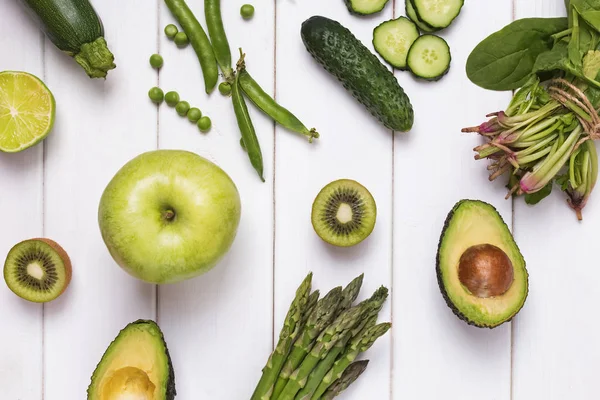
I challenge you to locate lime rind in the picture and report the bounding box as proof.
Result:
[0,71,56,153]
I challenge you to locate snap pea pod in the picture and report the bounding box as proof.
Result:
[205,0,234,81]
[232,57,264,181]
[164,0,219,93]
[238,69,320,142]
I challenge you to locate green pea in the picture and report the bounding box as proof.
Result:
[165,91,180,107]
[218,82,232,96]
[165,24,179,39]
[174,32,189,47]
[187,108,202,122]
[241,4,255,19]
[148,87,164,104]
[149,54,164,69]
[175,101,190,116]
[197,116,212,132]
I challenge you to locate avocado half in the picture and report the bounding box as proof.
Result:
[436,200,529,328]
[87,320,176,399]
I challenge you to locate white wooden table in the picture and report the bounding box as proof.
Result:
[1,0,597,399]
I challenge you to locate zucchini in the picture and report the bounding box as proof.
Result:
[301,16,414,132]
[373,17,420,70]
[407,35,451,81]
[21,0,115,78]
[344,0,390,15]
[413,0,464,29]
[406,0,437,33]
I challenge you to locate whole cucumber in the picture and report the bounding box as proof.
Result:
[301,16,414,132]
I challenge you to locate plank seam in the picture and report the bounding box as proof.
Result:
[390,2,396,399]
[510,2,516,400]
[271,0,278,351]
[155,0,161,325]
[41,29,47,400]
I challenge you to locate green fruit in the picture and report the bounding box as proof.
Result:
[98,150,241,284]
[87,320,176,400]
[0,71,55,153]
[311,179,377,247]
[437,200,529,328]
[3,238,72,303]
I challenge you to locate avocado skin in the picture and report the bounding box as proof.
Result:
[436,200,529,329]
[87,319,176,399]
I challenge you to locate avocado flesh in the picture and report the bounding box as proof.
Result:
[87,320,176,400]
[437,200,528,328]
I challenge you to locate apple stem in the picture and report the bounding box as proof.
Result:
[163,210,176,222]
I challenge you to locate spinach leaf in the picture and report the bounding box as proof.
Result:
[571,0,600,31]
[466,18,569,91]
[525,181,553,205]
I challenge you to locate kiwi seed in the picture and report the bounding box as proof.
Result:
[3,238,72,303]
[311,179,377,247]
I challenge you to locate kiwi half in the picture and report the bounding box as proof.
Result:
[3,238,72,303]
[311,179,377,247]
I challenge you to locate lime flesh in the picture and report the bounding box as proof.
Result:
[0,71,55,153]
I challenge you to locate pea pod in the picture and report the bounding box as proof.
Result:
[205,0,233,81]
[232,56,264,181]
[164,0,219,93]
[238,69,320,142]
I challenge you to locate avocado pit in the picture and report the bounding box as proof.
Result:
[101,366,155,400]
[458,244,514,298]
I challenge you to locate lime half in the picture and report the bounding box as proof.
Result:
[0,71,55,153]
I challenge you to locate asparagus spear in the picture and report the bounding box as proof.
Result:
[276,305,364,400]
[321,360,370,400]
[278,287,388,400]
[313,323,392,398]
[339,274,364,311]
[251,273,313,400]
[273,287,344,398]
[296,287,388,400]
[295,316,377,400]
[304,291,321,321]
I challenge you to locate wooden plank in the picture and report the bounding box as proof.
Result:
[512,1,598,399]
[393,1,514,399]
[157,1,275,398]
[0,2,44,399]
[42,1,158,398]
[275,2,394,398]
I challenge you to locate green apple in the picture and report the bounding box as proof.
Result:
[98,150,241,284]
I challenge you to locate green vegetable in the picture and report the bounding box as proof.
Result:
[165,24,179,39]
[272,287,344,398]
[301,16,414,132]
[241,4,255,19]
[373,17,420,69]
[174,31,189,47]
[321,360,369,400]
[406,0,437,33]
[344,0,389,15]
[240,137,247,151]
[21,0,116,78]
[205,0,233,80]
[165,0,219,93]
[187,107,202,122]
[219,82,232,96]
[232,57,264,182]
[250,273,313,400]
[412,0,464,29]
[407,35,452,81]
[238,69,320,142]
[466,18,569,91]
[150,54,164,69]
[339,274,364,311]
[165,91,180,107]
[315,323,391,397]
[197,116,212,132]
[175,101,190,116]
[148,87,164,104]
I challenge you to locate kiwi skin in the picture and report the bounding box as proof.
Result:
[4,238,72,303]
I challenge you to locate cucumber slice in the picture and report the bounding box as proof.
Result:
[406,0,437,33]
[413,0,464,29]
[373,17,420,69]
[345,0,390,15]
[407,35,451,81]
